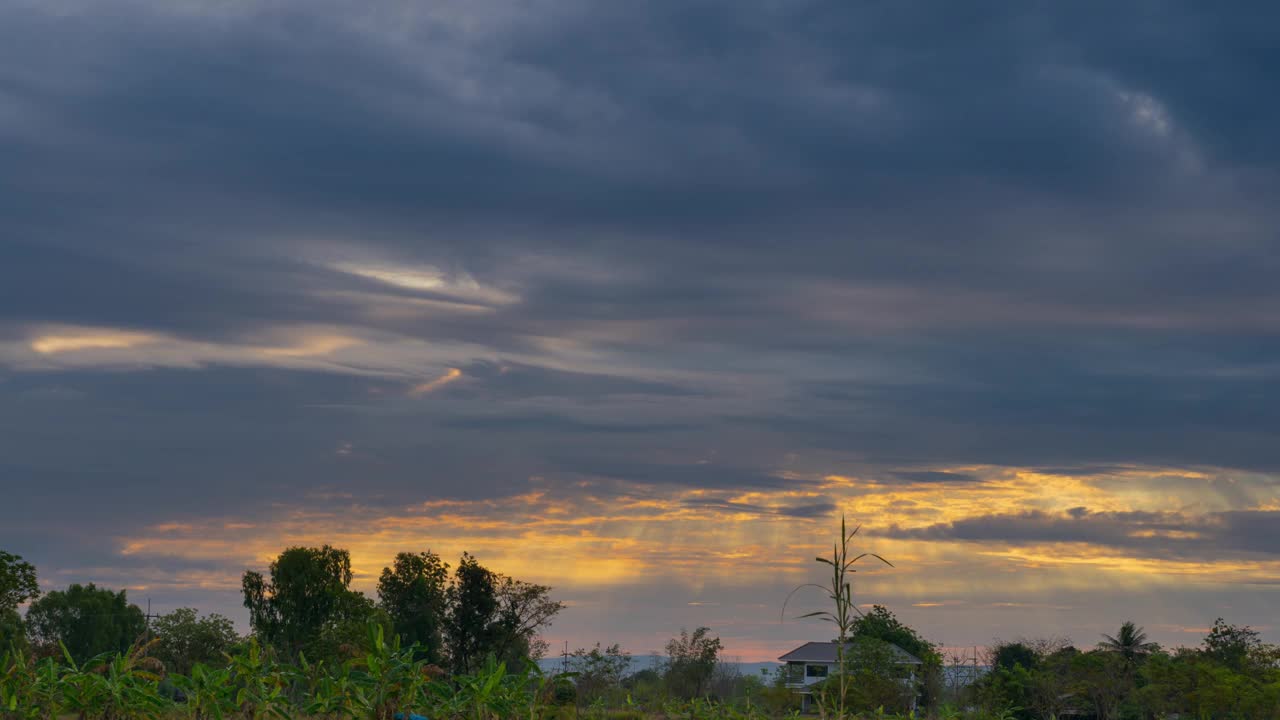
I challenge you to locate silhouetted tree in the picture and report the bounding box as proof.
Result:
[378,550,450,664]
[1098,620,1158,672]
[242,545,371,658]
[445,553,498,675]
[0,608,26,652]
[569,643,631,704]
[25,583,145,662]
[491,575,563,665]
[664,626,722,698]
[991,641,1040,672]
[1202,617,1263,672]
[149,607,239,676]
[0,551,39,611]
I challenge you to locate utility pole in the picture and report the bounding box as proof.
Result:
[142,598,162,642]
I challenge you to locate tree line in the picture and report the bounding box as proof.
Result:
[960,619,1280,720]
[0,546,563,678]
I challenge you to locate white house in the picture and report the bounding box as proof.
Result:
[778,640,923,713]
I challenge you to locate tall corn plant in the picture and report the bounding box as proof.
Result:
[784,516,892,720]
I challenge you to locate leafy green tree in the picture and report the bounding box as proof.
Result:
[850,604,942,709]
[1098,620,1159,670]
[149,607,239,676]
[850,605,934,660]
[977,641,1041,720]
[568,643,631,704]
[445,553,498,675]
[830,636,915,714]
[441,553,563,674]
[242,544,369,658]
[0,608,26,652]
[377,551,450,664]
[1070,650,1131,720]
[24,583,145,662]
[663,626,722,698]
[313,589,393,661]
[490,575,563,666]
[0,553,38,614]
[991,641,1040,673]
[1136,646,1275,719]
[1203,617,1263,672]
[1028,646,1079,720]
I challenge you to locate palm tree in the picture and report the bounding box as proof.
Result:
[1098,621,1159,666]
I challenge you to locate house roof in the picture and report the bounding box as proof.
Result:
[778,640,923,665]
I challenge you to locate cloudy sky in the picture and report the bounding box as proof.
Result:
[2,0,1278,660]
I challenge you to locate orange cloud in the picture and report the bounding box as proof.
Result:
[30,327,158,354]
[110,465,1280,627]
[409,368,463,396]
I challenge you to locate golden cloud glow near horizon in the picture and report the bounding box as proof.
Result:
[112,465,1280,602]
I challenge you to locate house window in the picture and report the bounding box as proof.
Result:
[806,664,828,678]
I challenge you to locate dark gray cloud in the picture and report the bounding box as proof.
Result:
[886,471,981,485]
[2,0,1280,648]
[447,360,694,401]
[681,497,836,519]
[878,508,1280,560]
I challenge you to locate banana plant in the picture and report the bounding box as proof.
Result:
[348,624,426,720]
[87,646,169,720]
[0,648,60,720]
[55,647,111,720]
[173,663,239,720]
[449,657,526,720]
[226,640,292,720]
[512,662,567,720]
[297,655,359,720]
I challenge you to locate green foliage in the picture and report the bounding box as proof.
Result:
[990,642,1039,674]
[149,607,239,677]
[225,637,292,719]
[818,637,915,715]
[0,611,25,655]
[849,605,941,710]
[664,627,723,699]
[0,553,39,613]
[1097,620,1159,672]
[569,643,631,704]
[490,575,564,666]
[242,545,376,662]
[1203,616,1263,672]
[25,583,146,663]
[0,647,60,720]
[0,622,1276,720]
[171,662,239,720]
[377,551,450,665]
[850,606,936,664]
[445,554,498,676]
[972,625,1280,720]
[443,555,563,675]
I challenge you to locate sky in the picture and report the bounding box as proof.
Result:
[2,0,1279,662]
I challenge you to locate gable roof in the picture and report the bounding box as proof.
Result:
[778,640,923,665]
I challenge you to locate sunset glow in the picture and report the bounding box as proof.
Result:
[2,0,1278,666]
